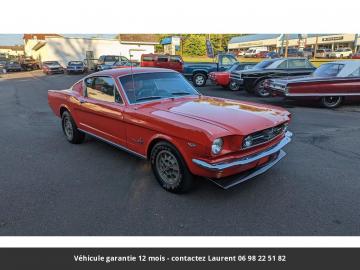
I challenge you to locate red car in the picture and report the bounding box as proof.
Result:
[255,51,269,58]
[267,61,360,108]
[42,61,64,75]
[48,68,292,192]
[140,54,183,73]
[209,62,256,91]
[352,52,360,59]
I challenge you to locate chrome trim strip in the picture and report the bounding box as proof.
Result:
[192,131,292,171]
[285,93,360,97]
[78,129,147,159]
[208,150,286,189]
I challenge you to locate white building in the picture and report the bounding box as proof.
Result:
[0,45,24,58]
[24,34,159,66]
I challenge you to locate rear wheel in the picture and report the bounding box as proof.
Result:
[254,79,270,97]
[320,96,343,108]
[61,111,85,144]
[228,81,240,91]
[150,141,193,193]
[192,73,207,87]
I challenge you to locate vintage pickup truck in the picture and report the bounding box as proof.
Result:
[183,53,239,87]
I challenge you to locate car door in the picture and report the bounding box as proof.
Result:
[76,76,127,146]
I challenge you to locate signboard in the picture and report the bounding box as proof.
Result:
[206,39,214,58]
[322,36,344,42]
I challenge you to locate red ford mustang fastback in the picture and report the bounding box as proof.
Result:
[48,68,292,193]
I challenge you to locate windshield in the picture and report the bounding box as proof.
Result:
[119,72,199,104]
[43,61,59,65]
[69,61,83,65]
[313,63,344,77]
[226,63,239,72]
[335,48,345,52]
[253,59,277,69]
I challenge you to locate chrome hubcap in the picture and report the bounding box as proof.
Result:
[256,81,269,96]
[230,82,238,90]
[156,150,180,185]
[195,76,205,85]
[64,117,73,139]
[324,96,340,105]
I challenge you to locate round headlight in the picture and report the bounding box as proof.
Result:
[243,136,253,148]
[211,138,223,155]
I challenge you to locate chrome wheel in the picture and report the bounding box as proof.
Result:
[156,150,180,185]
[229,81,240,91]
[255,80,270,97]
[321,96,343,108]
[63,116,73,140]
[194,74,205,86]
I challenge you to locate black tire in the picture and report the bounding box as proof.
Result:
[320,96,343,108]
[150,141,193,193]
[192,73,207,87]
[254,79,270,97]
[228,80,240,91]
[61,111,85,144]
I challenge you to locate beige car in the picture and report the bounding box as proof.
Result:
[315,48,332,58]
[329,48,353,58]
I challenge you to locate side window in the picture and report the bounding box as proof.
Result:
[157,56,168,62]
[142,56,154,62]
[170,56,181,63]
[288,59,306,69]
[72,81,84,95]
[349,67,360,77]
[277,60,288,69]
[86,76,115,102]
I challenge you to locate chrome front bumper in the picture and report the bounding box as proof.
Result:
[192,131,293,171]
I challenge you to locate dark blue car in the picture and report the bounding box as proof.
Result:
[66,61,86,74]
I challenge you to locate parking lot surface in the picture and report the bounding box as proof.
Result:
[0,70,359,236]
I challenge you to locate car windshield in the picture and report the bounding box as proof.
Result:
[44,61,59,65]
[119,72,199,104]
[69,61,83,65]
[253,59,277,69]
[313,63,344,77]
[335,48,345,52]
[226,63,239,72]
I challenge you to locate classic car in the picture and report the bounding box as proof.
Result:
[266,61,360,108]
[329,48,353,58]
[209,62,256,91]
[42,61,64,74]
[5,61,22,72]
[230,58,316,97]
[0,60,7,71]
[112,60,139,69]
[96,55,129,71]
[183,53,239,87]
[66,61,87,74]
[20,57,40,70]
[48,68,292,193]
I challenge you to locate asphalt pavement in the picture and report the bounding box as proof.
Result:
[0,70,359,235]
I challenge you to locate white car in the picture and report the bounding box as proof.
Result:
[329,48,353,58]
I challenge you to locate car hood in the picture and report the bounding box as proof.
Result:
[148,96,290,137]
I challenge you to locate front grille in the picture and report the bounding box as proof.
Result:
[230,71,241,80]
[247,123,287,147]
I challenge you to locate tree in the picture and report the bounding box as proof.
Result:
[182,35,206,56]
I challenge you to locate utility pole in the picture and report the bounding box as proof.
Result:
[284,34,289,57]
[314,35,319,60]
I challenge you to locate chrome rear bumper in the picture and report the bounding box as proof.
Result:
[192,131,292,171]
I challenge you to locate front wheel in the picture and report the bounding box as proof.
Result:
[228,81,240,91]
[150,142,193,193]
[192,73,207,87]
[254,79,270,97]
[61,111,85,144]
[320,96,343,108]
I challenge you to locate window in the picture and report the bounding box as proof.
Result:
[119,72,198,104]
[277,60,288,69]
[349,67,360,77]
[221,55,237,65]
[170,56,182,63]
[72,81,83,94]
[157,56,168,62]
[288,59,306,69]
[313,63,344,77]
[85,76,117,103]
[142,56,154,62]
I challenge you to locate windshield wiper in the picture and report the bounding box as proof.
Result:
[171,92,192,96]
[135,96,163,101]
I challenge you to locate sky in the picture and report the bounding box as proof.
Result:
[0,34,117,46]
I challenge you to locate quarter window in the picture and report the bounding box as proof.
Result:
[85,76,117,103]
[157,57,168,62]
[288,59,306,69]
